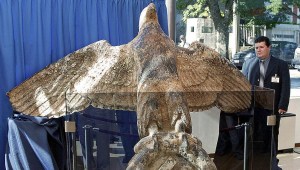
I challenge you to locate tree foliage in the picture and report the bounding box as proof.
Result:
[177,0,209,21]
[175,0,299,58]
[268,0,300,19]
[177,0,300,28]
[176,0,198,10]
[177,0,234,33]
[237,0,300,28]
[237,0,285,28]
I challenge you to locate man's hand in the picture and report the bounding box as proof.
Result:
[278,109,286,115]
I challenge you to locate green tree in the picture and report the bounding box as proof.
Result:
[177,0,300,58]
[268,0,300,20]
[177,0,235,59]
[238,0,300,28]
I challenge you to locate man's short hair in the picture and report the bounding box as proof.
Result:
[255,36,271,47]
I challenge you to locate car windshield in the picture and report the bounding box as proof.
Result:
[244,52,255,60]
[270,41,297,59]
[271,41,297,51]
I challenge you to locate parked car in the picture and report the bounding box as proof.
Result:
[232,41,297,69]
[292,46,300,71]
[270,41,297,67]
[231,49,255,69]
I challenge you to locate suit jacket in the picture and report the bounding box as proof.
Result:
[242,56,290,113]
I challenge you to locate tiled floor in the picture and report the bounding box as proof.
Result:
[113,152,300,170]
[75,140,300,170]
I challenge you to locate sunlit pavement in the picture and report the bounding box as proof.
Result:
[290,69,300,98]
[290,69,300,78]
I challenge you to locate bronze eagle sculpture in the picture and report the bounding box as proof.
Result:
[8,3,251,169]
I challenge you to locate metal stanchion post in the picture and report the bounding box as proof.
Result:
[83,125,93,170]
[65,120,77,170]
[243,122,250,170]
[72,132,77,170]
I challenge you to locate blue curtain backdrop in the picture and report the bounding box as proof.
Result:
[0,0,168,169]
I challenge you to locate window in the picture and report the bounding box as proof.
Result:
[191,26,194,32]
[202,26,213,33]
[273,34,294,39]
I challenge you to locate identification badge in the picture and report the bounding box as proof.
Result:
[271,74,279,83]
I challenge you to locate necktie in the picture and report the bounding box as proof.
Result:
[259,60,265,87]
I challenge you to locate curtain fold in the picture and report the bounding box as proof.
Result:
[5,115,66,170]
[0,0,168,169]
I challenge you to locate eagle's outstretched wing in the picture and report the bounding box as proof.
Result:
[8,2,251,119]
[7,40,137,118]
[177,42,252,113]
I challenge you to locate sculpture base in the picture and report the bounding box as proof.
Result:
[127,132,216,170]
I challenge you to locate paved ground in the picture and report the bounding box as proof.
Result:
[279,70,300,170]
[290,69,300,98]
[290,69,300,87]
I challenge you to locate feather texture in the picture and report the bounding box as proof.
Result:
[8,3,251,122]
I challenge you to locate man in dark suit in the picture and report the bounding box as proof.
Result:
[242,36,290,164]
